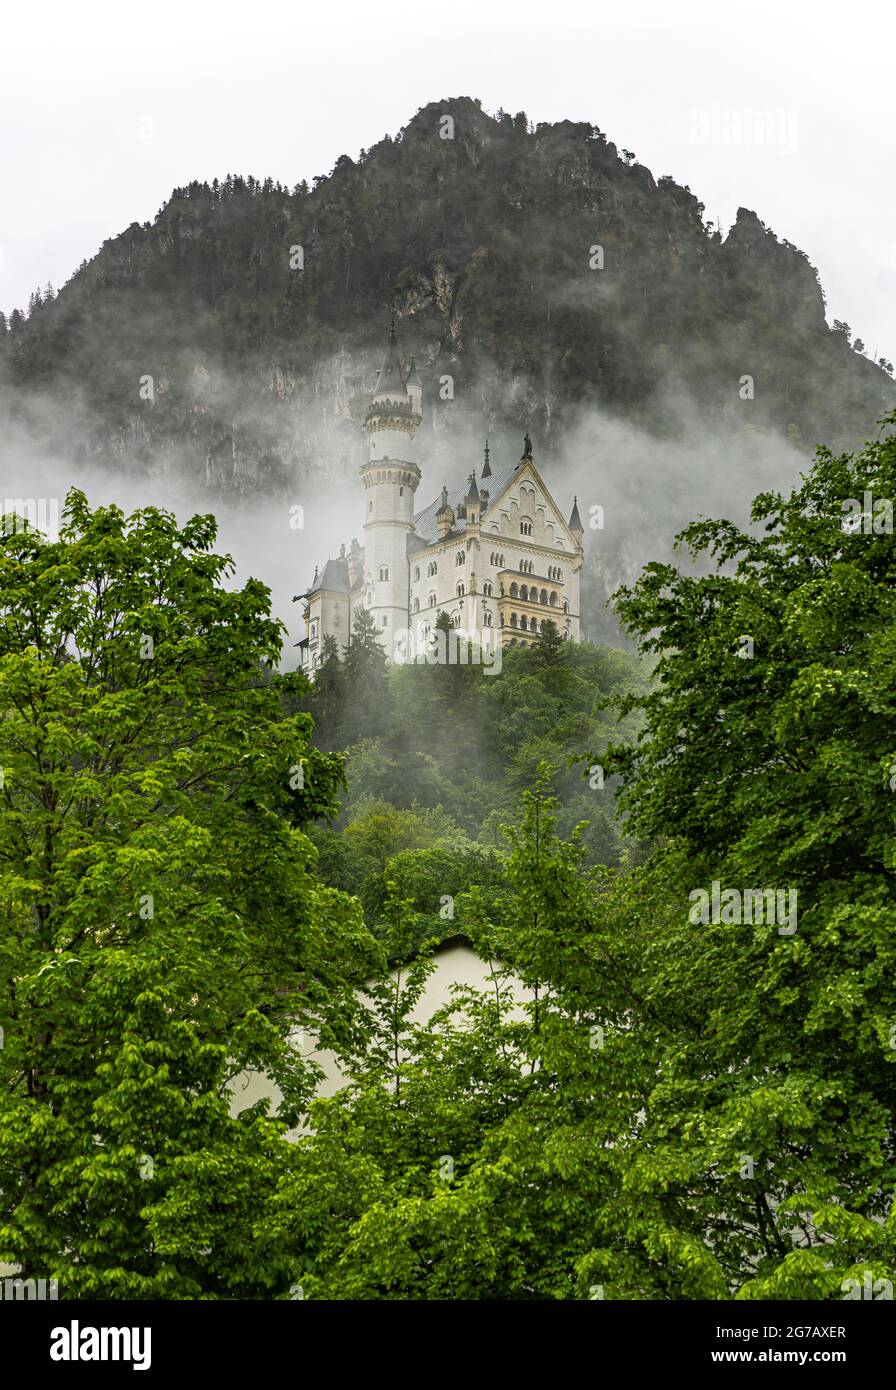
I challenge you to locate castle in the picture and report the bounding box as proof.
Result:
[296,323,584,674]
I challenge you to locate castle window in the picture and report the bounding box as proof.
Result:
[456,582,465,598]
[413,566,420,581]
[428,561,438,577]
[550,591,558,607]
[483,581,492,597]
[520,519,533,536]
[540,588,547,604]
[452,613,461,627]
[520,585,528,602]
[484,612,492,626]
[510,613,518,628]
[381,615,388,627]
[310,621,318,639]
[510,582,518,598]
[456,550,465,566]
[428,591,437,608]
[378,566,389,582]
[413,597,420,612]
[399,486,404,496]
[563,598,569,614]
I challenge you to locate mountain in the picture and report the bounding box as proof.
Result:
[2,96,893,639]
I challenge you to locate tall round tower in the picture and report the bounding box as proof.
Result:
[361,321,423,650]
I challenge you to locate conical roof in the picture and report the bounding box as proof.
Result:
[405,355,422,386]
[372,321,407,400]
[568,496,583,532]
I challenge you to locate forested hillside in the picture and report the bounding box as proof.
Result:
[2,95,892,488]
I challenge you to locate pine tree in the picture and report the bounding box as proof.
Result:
[311,633,345,747]
[342,607,390,738]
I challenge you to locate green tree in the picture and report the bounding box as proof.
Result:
[310,632,345,747]
[342,606,391,738]
[0,491,377,1298]
[606,413,896,1297]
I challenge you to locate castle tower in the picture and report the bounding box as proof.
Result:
[361,321,423,649]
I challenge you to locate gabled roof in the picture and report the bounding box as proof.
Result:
[412,461,523,544]
[310,557,350,593]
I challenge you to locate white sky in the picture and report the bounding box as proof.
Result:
[2,0,894,359]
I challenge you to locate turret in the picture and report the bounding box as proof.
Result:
[568,496,584,548]
[479,440,491,511]
[436,484,454,540]
[347,537,362,588]
[405,356,423,418]
[365,318,422,466]
[465,473,481,528]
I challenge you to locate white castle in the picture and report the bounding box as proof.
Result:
[296,323,584,674]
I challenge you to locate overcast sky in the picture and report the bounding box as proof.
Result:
[2,0,893,359]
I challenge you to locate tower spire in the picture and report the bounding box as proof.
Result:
[482,438,491,478]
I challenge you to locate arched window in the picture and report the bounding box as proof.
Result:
[456,582,465,597]
[378,566,389,582]
[540,588,548,605]
[550,592,558,606]
[520,585,528,602]
[510,582,519,598]
[484,611,492,626]
[563,598,569,614]
[412,597,420,613]
[510,613,518,628]
[456,550,465,566]
[428,591,437,608]
[413,566,420,581]
[428,561,438,577]
[452,613,461,628]
[520,519,533,536]
[483,581,492,597]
